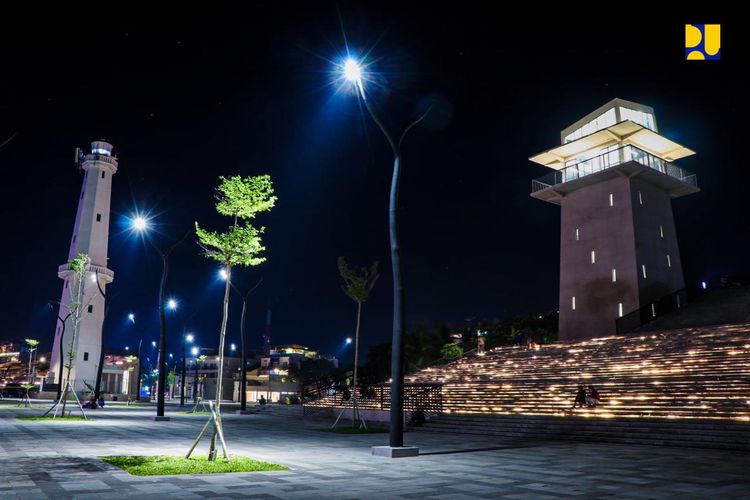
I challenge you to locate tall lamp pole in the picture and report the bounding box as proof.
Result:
[339,57,429,454]
[131,215,187,421]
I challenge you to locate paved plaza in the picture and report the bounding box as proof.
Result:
[1,402,750,499]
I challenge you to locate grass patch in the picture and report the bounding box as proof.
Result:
[17,415,88,421]
[101,455,288,476]
[0,405,46,410]
[316,426,389,434]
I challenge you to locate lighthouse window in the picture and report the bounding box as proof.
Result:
[88,304,93,313]
[83,352,89,361]
[96,213,101,222]
[101,171,105,179]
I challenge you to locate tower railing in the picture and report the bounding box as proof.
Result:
[531,145,697,193]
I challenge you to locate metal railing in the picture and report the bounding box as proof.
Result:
[615,288,688,335]
[302,382,443,422]
[531,145,697,193]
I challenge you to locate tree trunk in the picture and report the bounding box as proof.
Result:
[210,264,232,460]
[352,301,362,425]
[93,305,109,400]
[388,154,405,448]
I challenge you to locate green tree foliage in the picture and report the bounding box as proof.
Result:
[337,257,379,304]
[440,343,464,360]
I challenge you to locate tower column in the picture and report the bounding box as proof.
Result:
[49,141,117,391]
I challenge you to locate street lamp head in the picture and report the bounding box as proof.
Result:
[346,337,353,345]
[219,268,228,281]
[191,346,199,356]
[169,353,173,358]
[167,298,177,310]
[230,343,236,351]
[125,346,129,351]
[186,334,194,343]
[132,216,148,231]
[127,313,135,323]
[343,58,362,83]
[151,341,157,348]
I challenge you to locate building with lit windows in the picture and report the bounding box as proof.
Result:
[530,99,699,340]
[240,344,339,403]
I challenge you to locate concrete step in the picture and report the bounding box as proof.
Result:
[420,414,750,451]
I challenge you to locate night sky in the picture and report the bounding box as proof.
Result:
[1,5,747,358]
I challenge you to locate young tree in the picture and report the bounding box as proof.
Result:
[192,175,276,461]
[337,257,379,400]
[61,253,89,417]
[24,338,40,384]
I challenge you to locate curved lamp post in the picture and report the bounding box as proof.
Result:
[131,215,187,420]
[338,57,429,453]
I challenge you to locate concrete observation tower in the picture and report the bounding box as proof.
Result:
[49,141,117,391]
[529,99,699,341]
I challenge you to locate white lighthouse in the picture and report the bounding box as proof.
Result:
[49,140,117,391]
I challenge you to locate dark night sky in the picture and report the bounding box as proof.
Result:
[1,4,747,358]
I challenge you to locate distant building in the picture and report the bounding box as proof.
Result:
[530,98,698,340]
[179,354,241,402]
[240,344,338,403]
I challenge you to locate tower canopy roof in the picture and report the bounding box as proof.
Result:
[529,120,695,171]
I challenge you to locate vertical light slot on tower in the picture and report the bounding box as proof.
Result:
[638,191,643,205]
[612,268,617,282]
[609,193,614,206]
[618,303,623,317]
[642,265,647,278]
[591,250,596,264]
[572,296,576,310]
[659,224,664,238]
[667,254,672,267]
[575,228,579,241]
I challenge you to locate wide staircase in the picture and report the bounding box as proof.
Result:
[407,323,750,450]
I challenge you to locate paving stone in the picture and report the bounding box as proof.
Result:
[1,404,750,498]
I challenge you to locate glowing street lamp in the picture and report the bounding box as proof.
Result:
[336,53,430,454]
[191,346,199,356]
[132,216,148,231]
[186,333,195,343]
[219,268,228,281]
[167,298,178,310]
[128,313,135,323]
[346,337,353,345]
[130,213,188,420]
